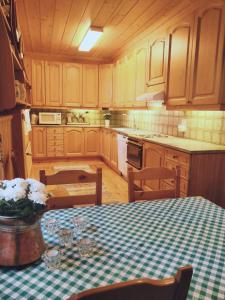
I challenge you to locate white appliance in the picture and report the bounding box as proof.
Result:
[117,134,128,177]
[39,112,62,125]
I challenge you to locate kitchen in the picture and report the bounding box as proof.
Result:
[0,0,225,299]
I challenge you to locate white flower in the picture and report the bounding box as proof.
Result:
[28,191,47,205]
[26,179,46,193]
[0,186,26,201]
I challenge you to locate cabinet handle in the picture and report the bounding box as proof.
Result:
[26,153,32,156]
[173,155,178,159]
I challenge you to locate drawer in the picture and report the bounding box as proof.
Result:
[165,149,190,165]
[47,133,64,141]
[48,140,64,146]
[47,128,63,135]
[164,159,189,179]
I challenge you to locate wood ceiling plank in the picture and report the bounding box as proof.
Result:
[93,0,155,57]
[107,0,181,55]
[58,0,89,53]
[92,0,122,27]
[50,0,73,53]
[16,0,33,52]
[114,0,202,58]
[22,0,41,52]
[40,0,56,53]
[69,0,106,53]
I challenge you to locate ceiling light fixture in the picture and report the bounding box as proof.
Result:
[78,26,103,52]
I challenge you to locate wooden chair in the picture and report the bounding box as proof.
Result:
[128,166,180,203]
[68,265,193,300]
[40,168,102,209]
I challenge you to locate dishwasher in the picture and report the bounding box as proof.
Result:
[117,134,128,177]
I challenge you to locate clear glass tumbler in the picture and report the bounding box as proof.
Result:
[42,248,61,269]
[58,228,73,247]
[77,238,95,258]
[72,215,89,236]
[44,218,59,234]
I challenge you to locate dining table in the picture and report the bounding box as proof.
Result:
[0,196,225,300]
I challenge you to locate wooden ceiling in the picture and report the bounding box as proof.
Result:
[16,0,196,62]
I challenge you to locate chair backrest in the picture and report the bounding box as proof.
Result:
[40,168,102,209]
[68,265,193,300]
[128,166,180,202]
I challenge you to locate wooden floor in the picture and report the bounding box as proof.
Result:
[31,159,128,204]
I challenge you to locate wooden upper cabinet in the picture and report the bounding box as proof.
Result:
[147,37,167,86]
[99,64,113,108]
[62,63,82,107]
[166,16,194,106]
[82,64,98,108]
[84,128,99,155]
[190,3,225,106]
[125,54,136,108]
[45,61,62,107]
[31,60,45,106]
[135,44,148,106]
[32,127,46,157]
[113,61,124,108]
[64,128,84,156]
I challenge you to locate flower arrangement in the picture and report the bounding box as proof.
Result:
[0,178,48,218]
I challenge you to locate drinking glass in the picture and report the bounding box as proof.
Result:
[42,248,61,269]
[44,218,59,234]
[77,238,95,258]
[72,215,89,235]
[58,228,73,247]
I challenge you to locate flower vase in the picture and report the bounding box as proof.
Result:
[104,119,110,127]
[0,214,45,267]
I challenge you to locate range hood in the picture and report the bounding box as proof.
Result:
[136,91,165,109]
[136,91,165,102]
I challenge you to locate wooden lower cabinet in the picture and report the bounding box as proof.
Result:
[143,141,225,207]
[102,128,111,162]
[142,143,164,190]
[110,131,118,171]
[32,127,100,158]
[32,127,47,158]
[64,128,84,157]
[84,128,99,155]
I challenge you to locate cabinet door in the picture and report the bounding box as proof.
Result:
[110,131,118,170]
[64,128,84,156]
[112,62,121,108]
[190,3,225,105]
[62,63,82,107]
[83,64,98,107]
[147,37,167,86]
[31,60,45,106]
[125,54,136,108]
[84,128,99,155]
[113,59,126,107]
[142,142,164,190]
[166,16,194,106]
[45,61,62,106]
[32,127,46,157]
[99,64,113,108]
[102,129,110,162]
[135,45,148,107]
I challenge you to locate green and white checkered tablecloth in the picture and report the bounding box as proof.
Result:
[0,197,225,300]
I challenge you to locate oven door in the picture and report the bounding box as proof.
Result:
[127,140,142,170]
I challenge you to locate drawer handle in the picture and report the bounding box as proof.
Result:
[173,155,178,159]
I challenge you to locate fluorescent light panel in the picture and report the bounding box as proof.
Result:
[79,27,103,52]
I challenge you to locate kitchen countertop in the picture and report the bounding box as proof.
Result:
[111,127,225,154]
[32,124,225,153]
